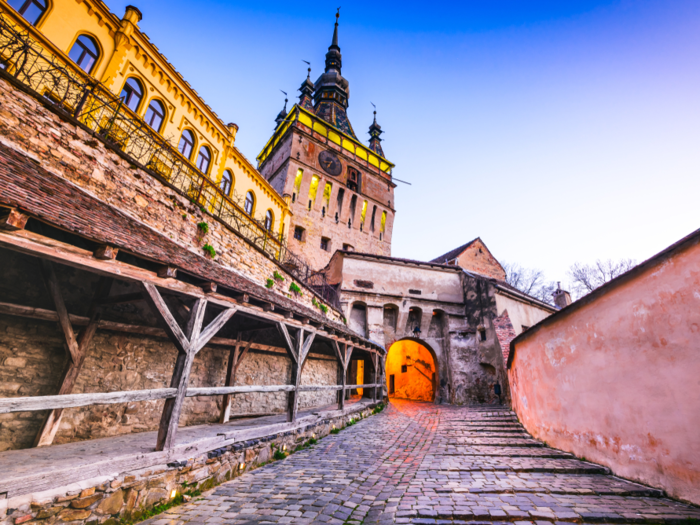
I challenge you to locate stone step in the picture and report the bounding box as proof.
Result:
[443,439,544,447]
[423,457,610,474]
[429,446,572,457]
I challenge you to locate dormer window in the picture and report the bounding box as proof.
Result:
[347,167,360,192]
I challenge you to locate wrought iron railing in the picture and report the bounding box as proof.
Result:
[0,12,340,308]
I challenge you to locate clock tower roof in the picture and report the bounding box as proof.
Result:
[313,10,356,138]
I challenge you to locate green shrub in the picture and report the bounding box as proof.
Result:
[307,437,317,445]
[273,271,285,281]
[265,278,274,289]
[330,428,340,434]
[289,282,302,295]
[319,304,328,314]
[273,450,287,460]
[203,244,216,258]
[197,221,209,234]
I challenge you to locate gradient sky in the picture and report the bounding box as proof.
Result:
[109,0,700,285]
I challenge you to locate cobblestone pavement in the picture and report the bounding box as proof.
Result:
[147,401,700,524]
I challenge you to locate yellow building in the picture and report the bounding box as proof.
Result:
[0,0,290,243]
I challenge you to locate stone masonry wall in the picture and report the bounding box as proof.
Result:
[0,404,379,525]
[0,314,338,451]
[0,75,341,321]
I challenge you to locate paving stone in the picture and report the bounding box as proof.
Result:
[148,401,700,524]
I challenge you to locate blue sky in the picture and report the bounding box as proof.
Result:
[112,0,699,284]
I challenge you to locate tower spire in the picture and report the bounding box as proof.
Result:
[275,90,288,127]
[331,8,340,48]
[298,61,315,112]
[368,102,385,157]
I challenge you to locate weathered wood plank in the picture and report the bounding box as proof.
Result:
[219,334,241,424]
[0,388,177,413]
[141,283,189,354]
[40,260,80,364]
[34,277,113,447]
[99,292,144,305]
[188,385,296,396]
[276,322,297,362]
[193,307,237,353]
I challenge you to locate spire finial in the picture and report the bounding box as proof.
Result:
[371,101,377,124]
[331,7,340,48]
[302,60,311,79]
[280,89,288,111]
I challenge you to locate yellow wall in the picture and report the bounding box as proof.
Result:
[385,340,435,402]
[1,0,289,236]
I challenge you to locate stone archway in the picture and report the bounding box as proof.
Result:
[385,339,438,402]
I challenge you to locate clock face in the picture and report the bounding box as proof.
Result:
[318,150,342,176]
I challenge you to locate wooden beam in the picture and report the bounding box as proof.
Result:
[219,334,242,424]
[34,276,113,447]
[0,209,29,231]
[93,245,118,260]
[157,265,177,279]
[202,282,217,293]
[262,302,275,312]
[40,260,81,364]
[192,306,238,354]
[0,229,374,351]
[0,388,177,414]
[142,283,189,354]
[276,322,297,362]
[234,293,250,304]
[189,385,296,396]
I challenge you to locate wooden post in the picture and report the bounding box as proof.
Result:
[219,335,254,423]
[277,323,315,422]
[142,283,237,450]
[371,352,379,402]
[35,264,113,446]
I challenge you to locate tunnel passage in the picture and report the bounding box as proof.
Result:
[385,339,436,402]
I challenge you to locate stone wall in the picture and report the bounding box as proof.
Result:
[0,403,380,525]
[0,314,338,451]
[508,231,700,505]
[0,74,341,321]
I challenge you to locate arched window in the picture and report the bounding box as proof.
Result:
[220,170,233,196]
[264,210,273,231]
[119,77,143,112]
[68,35,99,74]
[8,0,47,26]
[144,100,165,132]
[196,146,211,173]
[244,191,254,216]
[178,130,195,159]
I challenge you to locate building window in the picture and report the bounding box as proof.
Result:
[265,210,273,231]
[196,146,211,173]
[321,237,330,251]
[68,35,99,74]
[335,188,345,223]
[370,205,377,232]
[178,130,195,159]
[120,77,144,112]
[220,170,233,196]
[143,99,165,132]
[360,200,368,232]
[8,0,47,26]
[293,168,303,203]
[294,226,304,241]
[401,365,408,374]
[244,191,255,215]
[308,175,320,210]
[342,243,354,251]
[347,167,360,192]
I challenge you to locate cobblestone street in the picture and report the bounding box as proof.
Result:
[147,401,700,524]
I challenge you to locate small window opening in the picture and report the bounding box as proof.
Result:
[401,365,408,374]
[294,226,304,241]
[244,191,254,215]
[321,237,330,251]
[370,205,377,232]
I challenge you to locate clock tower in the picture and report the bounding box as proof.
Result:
[257,11,396,272]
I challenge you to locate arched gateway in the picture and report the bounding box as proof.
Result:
[385,339,437,402]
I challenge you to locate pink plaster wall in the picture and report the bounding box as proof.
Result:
[508,237,700,505]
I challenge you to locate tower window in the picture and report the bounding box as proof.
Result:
[370,205,377,232]
[347,167,361,192]
[144,99,165,132]
[178,130,195,159]
[120,77,144,112]
[308,175,320,209]
[321,237,330,251]
[196,146,211,173]
[68,35,99,74]
[8,0,47,26]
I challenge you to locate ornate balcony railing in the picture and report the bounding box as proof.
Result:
[0,12,339,308]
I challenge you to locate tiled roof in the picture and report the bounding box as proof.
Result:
[429,238,479,264]
[0,142,366,340]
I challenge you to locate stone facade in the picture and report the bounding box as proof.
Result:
[260,128,395,271]
[324,251,556,405]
